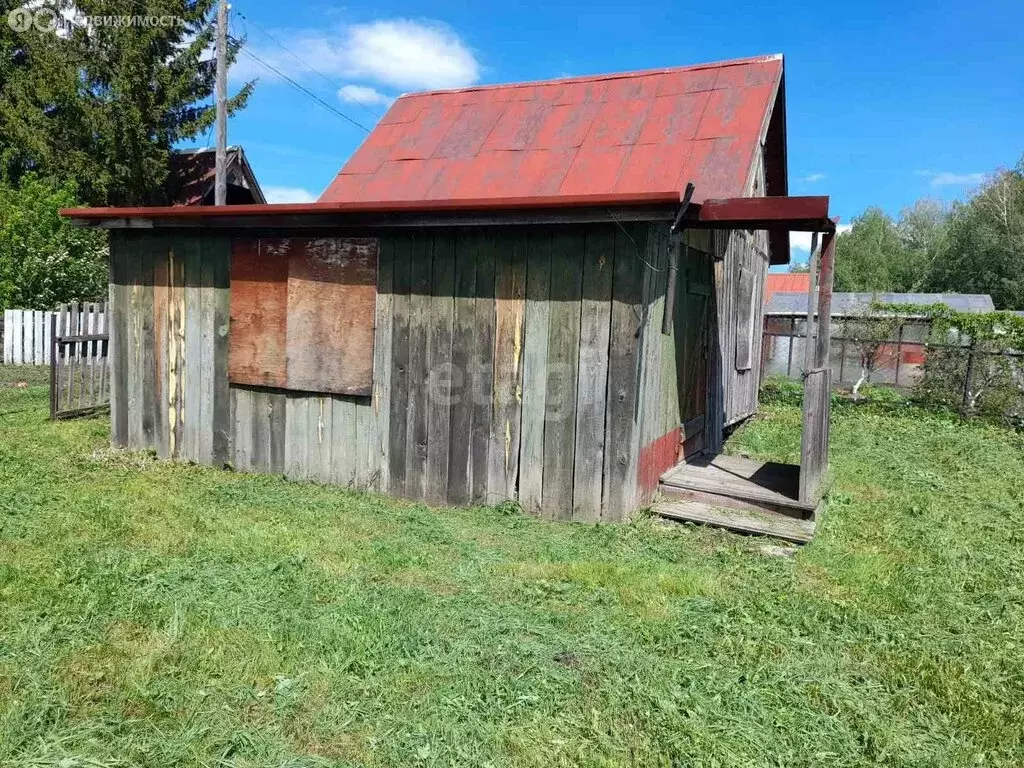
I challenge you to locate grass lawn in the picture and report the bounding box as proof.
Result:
[1,370,1023,767]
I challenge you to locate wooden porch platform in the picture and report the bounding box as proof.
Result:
[654,453,818,543]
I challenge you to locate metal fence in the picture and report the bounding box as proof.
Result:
[762,314,1024,403]
[761,314,932,388]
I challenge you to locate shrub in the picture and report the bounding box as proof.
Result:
[0,174,107,311]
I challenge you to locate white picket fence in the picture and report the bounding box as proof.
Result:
[2,303,108,365]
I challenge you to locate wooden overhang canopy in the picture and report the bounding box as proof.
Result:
[61,193,835,233]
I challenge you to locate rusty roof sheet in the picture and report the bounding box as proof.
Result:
[320,55,783,206]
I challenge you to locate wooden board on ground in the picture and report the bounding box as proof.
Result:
[654,499,815,544]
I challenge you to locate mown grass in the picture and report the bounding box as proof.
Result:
[1,372,1023,767]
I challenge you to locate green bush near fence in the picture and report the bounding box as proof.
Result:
[0,174,107,312]
[879,303,1024,428]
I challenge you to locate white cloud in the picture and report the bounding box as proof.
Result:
[798,173,826,183]
[342,20,480,90]
[916,170,986,188]
[263,186,316,204]
[790,224,852,261]
[338,84,395,107]
[232,18,480,93]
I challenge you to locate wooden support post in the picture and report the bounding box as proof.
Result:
[799,228,836,505]
[802,232,819,377]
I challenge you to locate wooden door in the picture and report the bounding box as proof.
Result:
[674,247,713,457]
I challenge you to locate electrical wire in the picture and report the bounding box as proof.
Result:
[229,39,371,133]
[233,9,385,120]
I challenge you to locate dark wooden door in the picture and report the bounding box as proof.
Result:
[674,248,713,457]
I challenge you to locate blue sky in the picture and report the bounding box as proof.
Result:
[193,0,1024,264]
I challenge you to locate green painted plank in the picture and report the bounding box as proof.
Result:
[426,232,455,504]
[541,229,584,520]
[469,231,495,505]
[518,230,552,514]
[446,231,478,506]
[405,232,433,500]
[602,223,648,521]
[572,226,614,522]
[388,234,412,496]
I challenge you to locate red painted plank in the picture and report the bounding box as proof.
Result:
[228,239,289,388]
[698,196,831,224]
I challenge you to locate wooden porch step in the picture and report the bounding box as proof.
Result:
[654,500,816,544]
[659,452,817,519]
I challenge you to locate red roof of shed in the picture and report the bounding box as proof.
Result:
[320,55,784,207]
[765,272,810,301]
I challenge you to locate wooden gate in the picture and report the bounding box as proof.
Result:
[49,303,110,419]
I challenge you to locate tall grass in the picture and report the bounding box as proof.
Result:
[1,378,1022,767]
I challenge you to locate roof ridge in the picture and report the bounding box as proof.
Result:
[400,53,783,99]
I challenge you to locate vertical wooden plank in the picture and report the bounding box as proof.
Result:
[168,237,187,459]
[210,235,232,466]
[11,309,22,364]
[331,396,356,486]
[447,232,478,506]
[541,229,584,519]
[139,240,157,450]
[388,234,412,496]
[250,388,270,472]
[309,395,332,483]
[267,390,287,475]
[572,226,614,522]
[426,232,455,504]
[182,235,202,461]
[602,224,647,521]
[487,233,527,504]
[124,248,144,449]
[33,310,43,365]
[518,230,552,513]
[109,234,128,447]
[196,235,216,464]
[3,310,11,364]
[233,387,253,472]
[21,310,32,366]
[370,235,395,492]
[354,398,371,489]
[285,392,308,480]
[405,233,432,500]
[469,232,496,505]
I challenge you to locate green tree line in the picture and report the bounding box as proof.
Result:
[0,0,253,310]
[828,157,1024,310]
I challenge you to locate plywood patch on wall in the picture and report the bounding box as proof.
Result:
[228,237,378,396]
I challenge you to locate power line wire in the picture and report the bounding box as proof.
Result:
[230,39,371,133]
[234,9,384,120]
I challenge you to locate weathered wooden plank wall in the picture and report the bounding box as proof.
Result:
[111,222,659,522]
[110,232,231,464]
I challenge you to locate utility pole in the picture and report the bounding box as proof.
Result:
[214,0,228,206]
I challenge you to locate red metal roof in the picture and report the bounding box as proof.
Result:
[320,55,784,206]
[765,272,810,301]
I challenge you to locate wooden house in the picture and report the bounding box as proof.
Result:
[64,55,838,539]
